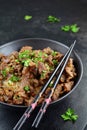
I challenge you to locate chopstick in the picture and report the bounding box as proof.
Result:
[13,40,76,130]
[32,40,76,128]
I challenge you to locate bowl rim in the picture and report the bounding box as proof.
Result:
[0,38,83,108]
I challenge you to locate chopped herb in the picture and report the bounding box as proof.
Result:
[10,75,20,82]
[24,15,32,21]
[15,59,19,63]
[61,25,70,32]
[44,53,48,57]
[53,60,58,66]
[50,66,54,71]
[47,15,60,23]
[33,57,44,64]
[71,24,80,33]
[8,80,13,85]
[49,81,54,87]
[41,70,47,78]
[52,51,58,56]
[31,51,35,57]
[1,69,7,77]
[38,51,43,57]
[19,50,30,59]
[24,86,30,92]
[22,59,31,67]
[61,24,80,33]
[61,108,78,122]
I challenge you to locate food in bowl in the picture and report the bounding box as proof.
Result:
[0,45,77,106]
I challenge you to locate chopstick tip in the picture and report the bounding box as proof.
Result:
[74,40,76,44]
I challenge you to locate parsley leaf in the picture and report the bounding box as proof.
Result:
[52,51,58,56]
[24,15,32,21]
[61,25,70,32]
[53,60,58,66]
[15,59,19,63]
[61,24,80,33]
[47,15,60,23]
[49,81,54,87]
[1,69,7,77]
[19,50,30,59]
[61,108,78,122]
[61,114,71,121]
[70,24,80,33]
[22,59,32,67]
[24,86,30,92]
[10,75,20,82]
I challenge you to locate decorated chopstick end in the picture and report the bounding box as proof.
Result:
[45,97,51,104]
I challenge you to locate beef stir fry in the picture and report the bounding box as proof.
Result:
[0,46,77,106]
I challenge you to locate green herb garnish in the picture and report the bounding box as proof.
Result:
[24,86,30,92]
[1,69,7,77]
[70,24,80,33]
[53,60,58,66]
[19,50,30,59]
[61,25,70,32]
[61,24,80,33]
[44,53,48,57]
[22,59,32,67]
[15,59,19,63]
[61,108,78,122]
[24,15,32,21]
[10,75,20,82]
[38,51,43,57]
[33,57,44,64]
[49,81,54,87]
[52,51,58,56]
[47,15,60,23]
[8,80,13,85]
[41,70,47,78]
[50,66,54,71]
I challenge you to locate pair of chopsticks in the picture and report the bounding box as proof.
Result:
[13,40,76,130]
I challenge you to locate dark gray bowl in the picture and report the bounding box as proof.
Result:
[0,38,83,109]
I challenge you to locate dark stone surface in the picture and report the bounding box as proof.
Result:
[0,0,87,130]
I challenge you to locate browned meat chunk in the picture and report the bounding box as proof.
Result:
[65,58,76,78]
[63,81,74,92]
[45,55,53,65]
[13,95,24,105]
[20,46,32,52]
[52,84,63,100]
[4,89,13,99]
[24,96,34,106]
[38,62,46,74]
[43,47,53,54]
[60,74,66,83]
[0,88,4,95]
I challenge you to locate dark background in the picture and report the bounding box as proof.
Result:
[0,0,87,130]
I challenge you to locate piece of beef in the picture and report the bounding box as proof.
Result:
[65,58,76,78]
[45,55,53,65]
[13,94,24,105]
[24,96,34,106]
[38,62,46,74]
[52,84,63,101]
[60,74,66,83]
[20,46,32,52]
[63,81,74,92]
[43,47,53,54]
